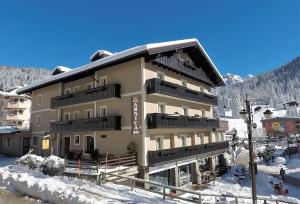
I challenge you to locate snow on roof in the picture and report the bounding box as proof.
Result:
[0,86,26,97]
[51,66,72,75]
[0,126,19,134]
[17,39,225,94]
[90,50,114,61]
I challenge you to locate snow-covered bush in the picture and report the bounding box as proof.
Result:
[40,155,65,171]
[15,154,44,169]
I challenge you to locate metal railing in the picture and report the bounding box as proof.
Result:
[146,78,218,106]
[50,83,121,109]
[147,113,219,129]
[50,116,121,133]
[98,172,293,204]
[148,141,229,166]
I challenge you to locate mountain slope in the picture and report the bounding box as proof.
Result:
[214,56,300,118]
[0,66,51,91]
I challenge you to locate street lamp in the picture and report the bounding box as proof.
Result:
[239,95,273,204]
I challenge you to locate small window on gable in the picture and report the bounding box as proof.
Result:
[37,95,42,105]
[64,88,71,95]
[157,72,165,80]
[85,82,94,90]
[74,86,80,92]
[99,76,107,87]
[181,80,187,88]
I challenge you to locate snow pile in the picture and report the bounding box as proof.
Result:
[40,155,64,171]
[0,165,176,204]
[15,154,44,169]
[275,157,286,165]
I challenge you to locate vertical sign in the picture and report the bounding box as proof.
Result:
[132,96,141,134]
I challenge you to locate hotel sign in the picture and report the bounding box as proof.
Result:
[132,96,141,134]
[42,139,50,150]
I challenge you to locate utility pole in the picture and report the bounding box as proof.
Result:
[245,96,257,204]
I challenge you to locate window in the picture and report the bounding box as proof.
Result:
[85,82,94,90]
[74,86,80,92]
[181,80,188,88]
[215,132,220,142]
[74,135,80,145]
[157,72,165,80]
[155,136,163,150]
[201,110,206,117]
[64,88,71,95]
[20,98,24,103]
[99,106,107,117]
[63,112,71,121]
[19,110,23,114]
[13,98,18,102]
[99,76,107,86]
[85,109,93,119]
[158,103,166,114]
[33,136,38,146]
[182,106,189,116]
[7,138,10,147]
[73,111,79,120]
[0,138,2,146]
[198,133,204,144]
[37,95,42,105]
[17,121,22,126]
[180,135,187,147]
[36,115,41,126]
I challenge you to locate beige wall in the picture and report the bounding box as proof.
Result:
[146,95,213,118]
[31,110,58,132]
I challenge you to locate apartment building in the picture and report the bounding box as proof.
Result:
[17,39,228,187]
[0,87,31,129]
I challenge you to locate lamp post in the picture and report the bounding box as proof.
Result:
[239,95,273,204]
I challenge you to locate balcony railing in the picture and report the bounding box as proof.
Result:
[50,83,121,109]
[147,113,219,129]
[148,141,229,166]
[50,116,121,133]
[146,78,217,106]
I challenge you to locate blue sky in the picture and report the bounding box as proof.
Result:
[0,0,299,77]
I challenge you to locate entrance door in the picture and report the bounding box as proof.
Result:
[64,137,70,156]
[22,138,30,155]
[86,136,94,153]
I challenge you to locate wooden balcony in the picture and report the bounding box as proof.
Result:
[50,83,121,109]
[50,116,121,133]
[147,113,219,129]
[148,141,229,166]
[146,78,218,106]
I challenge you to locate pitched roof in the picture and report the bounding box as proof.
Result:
[17,39,225,94]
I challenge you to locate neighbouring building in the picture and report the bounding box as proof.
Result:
[17,39,229,187]
[0,87,31,129]
[261,117,300,137]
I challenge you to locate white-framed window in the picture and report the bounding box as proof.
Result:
[155,136,164,150]
[85,109,93,119]
[73,111,79,120]
[198,133,204,144]
[157,71,165,80]
[181,80,188,88]
[74,86,80,92]
[20,98,25,103]
[158,103,166,114]
[74,135,80,145]
[37,94,42,105]
[33,136,38,146]
[63,112,71,121]
[36,115,41,126]
[98,76,107,87]
[99,106,107,117]
[182,106,189,116]
[201,110,206,117]
[180,134,187,147]
[85,82,94,90]
[64,88,71,95]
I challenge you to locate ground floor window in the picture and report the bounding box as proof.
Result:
[149,169,170,193]
[179,164,192,187]
[33,136,38,145]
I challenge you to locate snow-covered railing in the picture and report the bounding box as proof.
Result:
[98,172,295,204]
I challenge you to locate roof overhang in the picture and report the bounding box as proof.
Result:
[17,39,225,94]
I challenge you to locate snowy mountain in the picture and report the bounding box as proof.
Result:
[0,66,51,91]
[214,56,300,118]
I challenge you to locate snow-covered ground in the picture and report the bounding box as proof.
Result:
[0,155,177,204]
